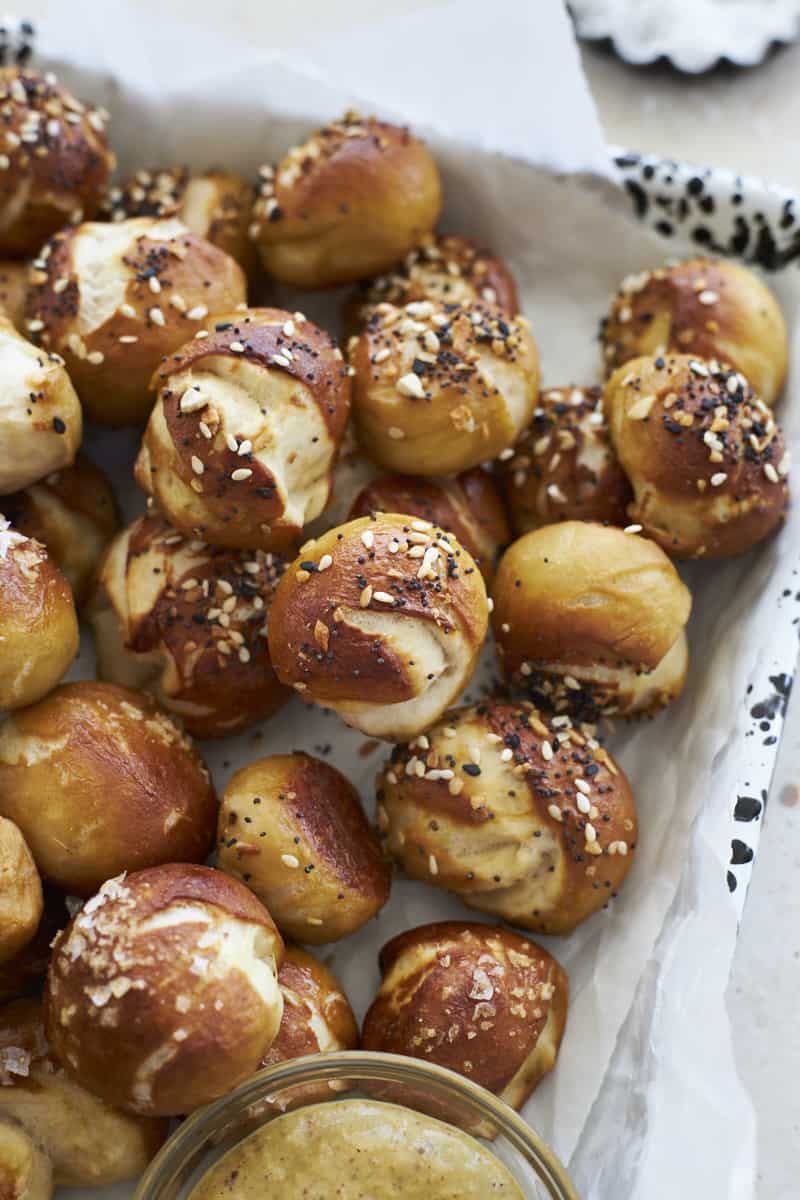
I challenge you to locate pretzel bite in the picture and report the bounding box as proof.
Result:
[0,68,114,259]
[26,218,246,426]
[349,468,510,586]
[0,318,81,497]
[0,265,26,330]
[103,166,258,276]
[136,307,350,550]
[0,821,42,967]
[603,258,788,406]
[217,753,390,944]
[378,700,636,934]
[0,521,78,711]
[2,455,117,605]
[604,354,789,558]
[0,681,217,896]
[45,865,284,1116]
[362,922,567,1109]
[0,1120,52,1200]
[0,999,166,1186]
[88,515,289,739]
[492,521,691,719]
[497,386,631,535]
[268,514,489,739]
[251,111,441,288]
[346,233,519,335]
[262,946,358,1068]
[350,299,538,475]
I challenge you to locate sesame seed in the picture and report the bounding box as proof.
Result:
[188,305,208,320]
[180,389,207,414]
[149,307,165,326]
[360,585,373,607]
[272,353,291,368]
[576,794,591,815]
[373,347,391,364]
[397,373,425,399]
[778,453,791,476]
[281,854,300,869]
[388,426,405,439]
[547,804,562,822]
[318,554,333,571]
[238,440,253,456]
[0,155,8,170]
[500,748,513,762]
[448,777,464,795]
[697,290,719,305]
[624,524,642,534]
[26,319,44,333]
[191,456,204,475]
[170,294,187,312]
[710,472,727,487]
[199,422,212,438]
[149,276,161,294]
[617,841,629,856]
[547,483,568,504]
[230,341,245,353]
[231,468,253,482]
[373,590,395,604]
[86,350,104,365]
[764,463,779,483]
[361,530,374,549]
[411,520,431,532]
[428,854,439,876]
[585,823,597,843]
[282,320,295,337]
[541,741,553,761]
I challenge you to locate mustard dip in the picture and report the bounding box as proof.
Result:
[190,1098,526,1199]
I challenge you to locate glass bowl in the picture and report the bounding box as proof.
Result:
[135,1050,578,1200]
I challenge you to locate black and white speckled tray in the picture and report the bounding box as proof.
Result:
[614,148,799,915]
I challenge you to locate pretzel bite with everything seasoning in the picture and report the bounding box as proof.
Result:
[261,946,358,1073]
[345,233,520,336]
[492,522,691,720]
[603,258,788,406]
[0,681,217,896]
[0,264,26,329]
[0,1120,52,1200]
[26,218,246,426]
[0,318,81,496]
[0,68,114,259]
[377,701,636,934]
[135,308,351,550]
[605,354,789,558]
[497,385,632,535]
[0,820,42,967]
[45,865,284,1116]
[0,999,166,1186]
[350,299,539,475]
[268,514,489,740]
[361,922,567,1109]
[2,454,117,605]
[251,112,441,288]
[0,520,78,711]
[103,167,258,277]
[88,515,289,739]
[217,753,390,944]
[349,468,510,586]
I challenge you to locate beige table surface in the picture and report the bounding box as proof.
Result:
[14,2,800,1196]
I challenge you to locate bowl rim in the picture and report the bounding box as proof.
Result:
[135,1049,579,1200]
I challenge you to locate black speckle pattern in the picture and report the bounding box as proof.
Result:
[614,152,800,269]
[0,17,35,65]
